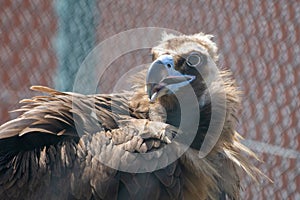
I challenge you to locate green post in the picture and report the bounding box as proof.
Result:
[53,0,98,92]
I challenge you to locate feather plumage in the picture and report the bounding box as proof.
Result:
[0,33,266,199]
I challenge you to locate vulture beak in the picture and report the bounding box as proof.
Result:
[146,55,195,102]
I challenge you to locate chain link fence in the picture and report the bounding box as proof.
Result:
[0,0,299,199]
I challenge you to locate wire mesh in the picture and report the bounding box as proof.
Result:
[0,0,299,199]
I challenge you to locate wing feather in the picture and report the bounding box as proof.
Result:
[0,86,184,199]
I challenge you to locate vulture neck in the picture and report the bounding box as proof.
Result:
[158,92,211,151]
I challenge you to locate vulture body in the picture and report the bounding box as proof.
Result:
[0,33,261,199]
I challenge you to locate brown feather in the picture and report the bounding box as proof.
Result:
[0,33,267,200]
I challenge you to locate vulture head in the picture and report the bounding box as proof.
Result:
[146,33,218,105]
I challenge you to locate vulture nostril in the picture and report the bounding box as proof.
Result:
[167,64,172,68]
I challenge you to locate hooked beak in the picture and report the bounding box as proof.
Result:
[146,55,195,102]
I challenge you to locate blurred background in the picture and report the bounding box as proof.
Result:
[0,0,299,199]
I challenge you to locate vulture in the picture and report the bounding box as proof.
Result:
[0,33,262,199]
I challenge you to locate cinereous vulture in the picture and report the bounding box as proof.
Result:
[0,33,263,199]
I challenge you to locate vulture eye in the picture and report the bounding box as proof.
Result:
[186,53,202,67]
